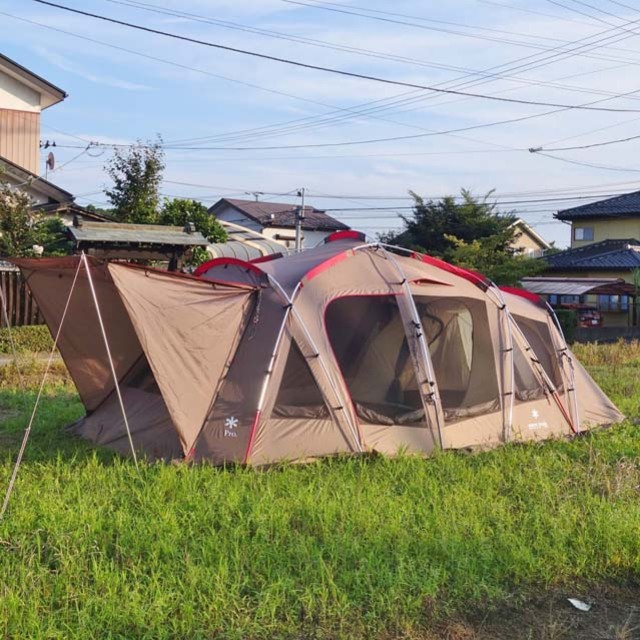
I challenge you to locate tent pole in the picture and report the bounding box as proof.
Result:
[267,276,363,453]
[244,302,293,464]
[485,286,515,442]
[0,257,83,522]
[81,253,139,469]
[546,301,581,433]
[378,247,446,450]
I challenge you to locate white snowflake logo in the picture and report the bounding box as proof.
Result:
[223,416,239,438]
[531,409,539,419]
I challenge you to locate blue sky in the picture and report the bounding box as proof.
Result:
[4,0,640,246]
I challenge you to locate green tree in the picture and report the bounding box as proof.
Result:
[0,178,41,257]
[380,189,543,285]
[104,136,164,223]
[0,179,72,258]
[159,198,227,267]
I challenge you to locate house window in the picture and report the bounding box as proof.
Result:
[574,226,594,241]
[597,295,629,313]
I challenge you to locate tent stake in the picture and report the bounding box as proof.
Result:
[0,257,83,522]
[82,253,139,469]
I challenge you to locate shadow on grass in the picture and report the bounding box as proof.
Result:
[0,386,123,467]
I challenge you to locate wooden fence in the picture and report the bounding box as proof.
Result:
[0,269,42,327]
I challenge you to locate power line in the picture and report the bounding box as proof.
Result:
[533,131,640,151]
[30,0,640,114]
[11,3,640,155]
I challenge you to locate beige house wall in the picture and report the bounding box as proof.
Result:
[0,108,39,174]
[570,218,640,248]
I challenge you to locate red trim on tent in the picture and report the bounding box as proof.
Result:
[250,253,283,264]
[244,409,262,464]
[193,257,264,277]
[323,230,366,243]
[303,250,352,283]
[413,253,490,289]
[499,285,544,305]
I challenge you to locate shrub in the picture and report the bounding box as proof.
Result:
[553,308,577,343]
[0,325,54,354]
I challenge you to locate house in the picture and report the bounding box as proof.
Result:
[509,218,551,257]
[0,53,66,175]
[0,53,101,223]
[555,190,640,248]
[541,191,640,326]
[544,238,640,327]
[209,198,349,250]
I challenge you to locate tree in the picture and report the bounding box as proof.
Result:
[104,136,164,223]
[0,178,71,258]
[380,189,544,286]
[0,178,40,257]
[159,198,228,267]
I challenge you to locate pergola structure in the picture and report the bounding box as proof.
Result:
[521,277,638,324]
[67,218,208,271]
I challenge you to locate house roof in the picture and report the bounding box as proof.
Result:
[556,190,640,220]
[545,238,640,271]
[32,201,114,222]
[68,221,208,246]
[207,219,290,261]
[510,218,551,249]
[0,54,67,109]
[210,198,350,231]
[0,154,74,204]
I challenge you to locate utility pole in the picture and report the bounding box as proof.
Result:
[294,188,305,253]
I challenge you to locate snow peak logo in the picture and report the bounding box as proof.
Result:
[527,409,548,430]
[224,416,239,438]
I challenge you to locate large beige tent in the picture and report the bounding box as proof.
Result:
[14,232,623,465]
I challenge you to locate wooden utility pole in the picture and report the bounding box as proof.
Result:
[294,188,305,253]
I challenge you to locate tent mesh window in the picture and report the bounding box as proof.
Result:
[417,297,500,422]
[273,341,330,419]
[325,296,423,426]
[512,315,563,389]
[512,337,547,402]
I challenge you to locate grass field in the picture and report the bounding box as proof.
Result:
[0,343,639,639]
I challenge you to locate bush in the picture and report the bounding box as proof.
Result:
[0,325,54,354]
[553,308,577,343]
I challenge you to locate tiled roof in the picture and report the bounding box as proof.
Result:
[210,198,349,231]
[545,238,640,271]
[556,190,640,220]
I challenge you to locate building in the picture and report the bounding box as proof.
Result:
[543,191,640,326]
[509,218,551,258]
[209,198,349,250]
[0,53,99,221]
[0,53,67,175]
[556,190,640,249]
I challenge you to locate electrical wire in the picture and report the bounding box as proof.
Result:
[29,0,640,114]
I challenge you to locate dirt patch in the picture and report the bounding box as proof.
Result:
[435,585,640,640]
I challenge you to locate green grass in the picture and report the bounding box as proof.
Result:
[0,346,638,639]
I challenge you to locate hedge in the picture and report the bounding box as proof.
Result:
[553,308,578,344]
[0,325,54,354]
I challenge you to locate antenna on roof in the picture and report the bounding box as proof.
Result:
[245,191,263,202]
